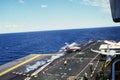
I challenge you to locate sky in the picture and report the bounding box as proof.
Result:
[0,0,119,33]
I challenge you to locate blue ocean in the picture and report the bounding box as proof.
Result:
[0,26,120,65]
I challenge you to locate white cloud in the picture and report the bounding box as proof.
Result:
[19,0,25,4]
[41,5,48,8]
[81,0,111,13]
[0,24,37,33]
[3,24,24,28]
[5,24,18,28]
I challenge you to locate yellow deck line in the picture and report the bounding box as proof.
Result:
[0,54,41,76]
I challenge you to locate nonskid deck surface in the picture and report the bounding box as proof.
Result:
[0,53,60,80]
[31,41,103,80]
[0,41,111,80]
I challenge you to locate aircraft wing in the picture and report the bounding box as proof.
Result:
[114,53,120,55]
[91,49,107,55]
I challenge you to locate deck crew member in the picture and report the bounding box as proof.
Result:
[82,72,88,80]
[89,63,93,73]
[64,60,67,66]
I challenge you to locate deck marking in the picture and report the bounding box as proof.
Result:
[0,54,41,76]
[31,61,52,76]
[76,54,99,78]
[90,59,99,77]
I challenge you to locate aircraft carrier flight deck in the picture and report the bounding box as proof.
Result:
[0,40,120,80]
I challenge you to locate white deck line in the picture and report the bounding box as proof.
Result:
[31,61,52,76]
[76,54,100,78]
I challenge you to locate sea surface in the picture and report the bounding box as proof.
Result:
[0,26,120,65]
